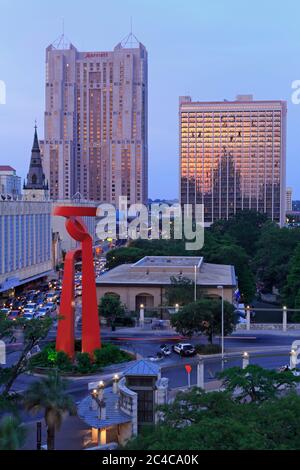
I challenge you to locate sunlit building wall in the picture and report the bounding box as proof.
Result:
[41,37,148,205]
[179,95,286,226]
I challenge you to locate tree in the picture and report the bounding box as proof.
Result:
[0,415,26,450]
[282,242,300,308]
[125,372,300,450]
[125,384,300,450]
[254,223,300,292]
[1,317,53,394]
[24,371,76,450]
[105,247,145,269]
[164,276,198,306]
[218,364,300,403]
[171,299,235,343]
[201,240,255,303]
[98,293,125,327]
[210,210,268,256]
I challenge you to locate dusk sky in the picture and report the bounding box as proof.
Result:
[0,0,300,199]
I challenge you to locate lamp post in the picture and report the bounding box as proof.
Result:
[113,374,119,394]
[290,348,297,370]
[194,265,197,301]
[242,351,249,369]
[217,285,224,368]
[246,305,251,331]
[283,306,287,332]
[98,380,104,400]
[175,303,179,313]
[139,304,144,327]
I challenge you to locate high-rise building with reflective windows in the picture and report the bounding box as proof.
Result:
[179,95,286,226]
[41,34,148,205]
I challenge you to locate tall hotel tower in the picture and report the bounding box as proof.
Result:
[41,34,148,205]
[179,95,286,226]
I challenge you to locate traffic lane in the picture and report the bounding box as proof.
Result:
[161,352,290,389]
[103,334,293,361]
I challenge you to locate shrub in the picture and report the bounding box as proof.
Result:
[76,352,92,373]
[56,351,72,371]
[195,344,221,355]
[94,343,129,367]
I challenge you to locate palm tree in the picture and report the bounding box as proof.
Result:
[24,371,76,450]
[0,415,26,450]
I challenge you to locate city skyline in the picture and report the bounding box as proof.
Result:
[1,0,300,199]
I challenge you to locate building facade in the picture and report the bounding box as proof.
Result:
[179,95,287,226]
[0,200,52,293]
[96,256,236,311]
[0,166,21,198]
[41,34,148,205]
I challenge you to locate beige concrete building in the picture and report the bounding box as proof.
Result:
[96,256,236,311]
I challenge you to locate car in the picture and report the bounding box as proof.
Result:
[8,310,20,321]
[35,307,50,318]
[11,300,24,311]
[0,307,11,317]
[160,344,171,356]
[23,303,37,314]
[44,302,56,312]
[173,343,196,356]
[23,312,35,321]
[75,288,82,297]
[45,291,58,302]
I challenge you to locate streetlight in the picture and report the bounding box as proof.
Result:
[217,285,224,368]
[194,265,197,301]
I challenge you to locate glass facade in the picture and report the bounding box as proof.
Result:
[180,98,286,225]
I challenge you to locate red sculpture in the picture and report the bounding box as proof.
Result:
[53,206,101,359]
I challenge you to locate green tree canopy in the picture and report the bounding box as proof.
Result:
[254,223,300,292]
[126,368,300,450]
[218,364,300,403]
[282,242,300,308]
[0,415,26,450]
[164,276,197,306]
[170,298,235,343]
[1,317,54,394]
[98,293,125,326]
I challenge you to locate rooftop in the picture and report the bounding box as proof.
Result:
[78,387,132,430]
[123,359,160,376]
[133,256,203,268]
[0,165,15,172]
[97,256,236,287]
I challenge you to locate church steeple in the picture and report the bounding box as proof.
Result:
[24,123,47,191]
[23,124,49,201]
